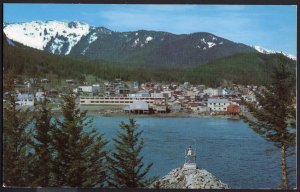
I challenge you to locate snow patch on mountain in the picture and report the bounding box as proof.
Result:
[3,20,90,55]
[252,45,296,60]
[133,38,140,47]
[207,42,216,48]
[88,33,98,44]
[201,38,206,44]
[50,38,64,54]
[145,36,153,43]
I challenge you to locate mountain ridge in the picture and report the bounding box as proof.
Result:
[3,20,253,67]
[3,20,296,68]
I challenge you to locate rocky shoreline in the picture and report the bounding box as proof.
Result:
[149,167,230,189]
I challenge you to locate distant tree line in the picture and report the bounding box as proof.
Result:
[3,71,152,187]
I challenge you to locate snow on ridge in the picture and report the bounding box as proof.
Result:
[145,36,153,43]
[50,38,64,54]
[88,33,98,44]
[201,38,206,43]
[3,20,90,55]
[252,45,296,60]
[207,42,216,48]
[81,33,99,55]
[133,38,140,47]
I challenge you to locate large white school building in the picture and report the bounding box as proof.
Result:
[79,96,165,105]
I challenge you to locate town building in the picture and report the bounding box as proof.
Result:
[203,88,219,97]
[196,106,210,113]
[227,104,240,114]
[170,102,182,112]
[79,96,165,105]
[16,93,34,106]
[35,91,45,101]
[207,98,230,111]
[123,100,152,114]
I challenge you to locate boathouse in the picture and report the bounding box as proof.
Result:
[123,100,153,114]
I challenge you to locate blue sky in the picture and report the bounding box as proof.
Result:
[4,4,297,56]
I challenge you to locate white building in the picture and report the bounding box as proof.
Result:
[207,98,230,111]
[16,93,34,106]
[196,106,210,113]
[35,91,45,101]
[151,92,164,98]
[74,86,93,94]
[127,92,150,98]
[80,96,164,105]
[161,91,173,98]
[241,95,256,102]
[203,88,219,97]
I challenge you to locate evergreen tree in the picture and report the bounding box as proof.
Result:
[241,55,296,189]
[3,71,33,186]
[51,94,108,187]
[108,118,153,188]
[31,97,56,186]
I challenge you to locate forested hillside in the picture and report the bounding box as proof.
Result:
[3,38,296,87]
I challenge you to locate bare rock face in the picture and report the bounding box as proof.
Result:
[149,167,230,189]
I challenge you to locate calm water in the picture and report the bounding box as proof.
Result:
[90,116,296,189]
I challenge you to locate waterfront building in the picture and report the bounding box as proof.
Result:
[79,96,164,105]
[227,104,240,114]
[197,106,210,113]
[153,105,168,113]
[207,98,230,111]
[170,102,182,112]
[123,100,152,114]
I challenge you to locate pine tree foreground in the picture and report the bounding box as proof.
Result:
[241,55,296,189]
[31,98,56,186]
[3,71,33,186]
[108,118,153,188]
[51,94,108,187]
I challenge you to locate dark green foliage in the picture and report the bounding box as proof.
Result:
[241,55,296,189]
[185,52,296,86]
[3,38,296,86]
[51,94,108,187]
[3,71,34,186]
[108,118,153,188]
[31,98,56,186]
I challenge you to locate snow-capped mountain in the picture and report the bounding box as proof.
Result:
[4,20,90,54]
[252,45,296,61]
[4,20,261,66]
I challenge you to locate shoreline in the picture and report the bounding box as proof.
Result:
[24,105,242,120]
[76,110,240,119]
